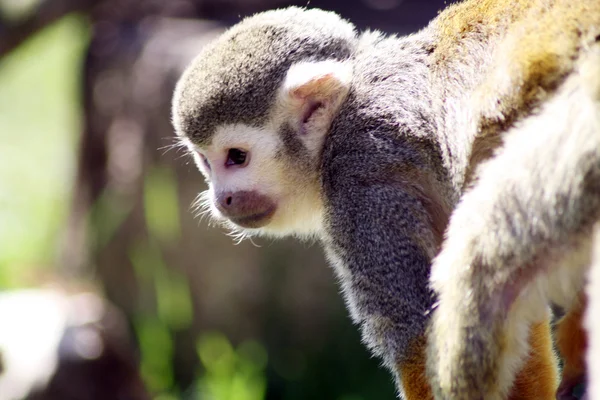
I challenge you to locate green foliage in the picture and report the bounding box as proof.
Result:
[0,14,88,285]
[132,167,194,397]
[144,166,181,243]
[90,188,134,250]
[132,166,192,329]
[197,333,267,400]
[136,317,175,393]
[130,239,193,331]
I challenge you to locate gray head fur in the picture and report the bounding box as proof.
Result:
[172,7,358,147]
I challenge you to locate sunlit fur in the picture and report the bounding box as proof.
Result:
[190,183,254,244]
[183,121,323,239]
[172,3,600,398]
[173,8,451,397]
[428,46,600,399]
[586,226,600,400]
[159,136,190,158]
[177,59,353,242]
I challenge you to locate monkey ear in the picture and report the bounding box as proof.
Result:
[280,60,353,136]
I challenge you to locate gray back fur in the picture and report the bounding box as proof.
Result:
[321,29,455,367]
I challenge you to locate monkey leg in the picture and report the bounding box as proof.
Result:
[509,318,559,400]
[555,294,589,399]
[585,227,600,400]
[428,281,557,400]
[404,322,558,400]
[397,335,434,400]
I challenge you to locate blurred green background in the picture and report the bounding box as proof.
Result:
[0,0,445,399]
[0,14,84,282]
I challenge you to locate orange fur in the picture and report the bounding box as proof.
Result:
[398,335,434,400]
[555,295,588,393]
[509,319,559,399]
[433,0,600,187]
[403,319,558,399]
[434,0,534,52]
[435,0,600,111]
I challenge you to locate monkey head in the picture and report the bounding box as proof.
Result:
[172,8,357,238]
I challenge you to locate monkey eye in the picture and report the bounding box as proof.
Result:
[225,148,248,167]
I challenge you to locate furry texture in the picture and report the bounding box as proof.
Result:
[173,7,451,398]
[508,319,558,400]
[586,227,600,400]
[555,296,588,399]
[172,7,356,147]
[172,1,599,398]
[427,7,600,396]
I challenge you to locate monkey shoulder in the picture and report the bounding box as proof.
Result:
[428,0,600,183]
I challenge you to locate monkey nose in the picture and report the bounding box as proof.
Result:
[215,190,276,228]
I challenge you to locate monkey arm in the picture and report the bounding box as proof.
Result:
[322,169,445,399]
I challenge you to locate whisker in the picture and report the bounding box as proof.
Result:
[226,228,247,244]
[248,237,261,247]
[158,136,190,156]
[191,191,217,225]
[190,190,263,246]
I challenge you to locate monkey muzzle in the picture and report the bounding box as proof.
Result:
[215,190,276,229]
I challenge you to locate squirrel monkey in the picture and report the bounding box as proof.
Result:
[426,0,600,399]
[171,1,594,398]
[586,229,600,400]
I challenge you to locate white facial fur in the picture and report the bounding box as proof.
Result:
[187,123,324,239]
[181,59,353,241]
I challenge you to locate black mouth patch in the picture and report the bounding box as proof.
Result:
[229,206,276,229]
